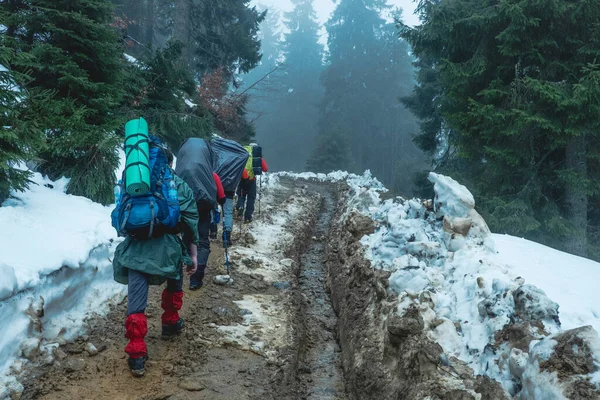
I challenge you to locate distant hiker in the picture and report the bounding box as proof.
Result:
[236,144,268,223]
[111,123,199,377]
[210,137,250,246]
[175,139,225,290]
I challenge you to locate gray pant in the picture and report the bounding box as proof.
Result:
[127,266,182,315]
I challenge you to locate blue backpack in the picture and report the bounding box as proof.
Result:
[111,136,181,238]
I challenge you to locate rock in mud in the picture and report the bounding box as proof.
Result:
[513,284,559,323]
[53,348,68,361]
[214,275,232,285]
[178,380,205,392]
[84,343,98,356]
[242,257,262,269]
[64,358,86,373]
[387,308,424,341]
[345,210,376,238]
[244,232,257,245]
[163,363,174,375]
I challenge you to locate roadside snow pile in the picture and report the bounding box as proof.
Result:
[342,172,600,399]
[0,166,125,396]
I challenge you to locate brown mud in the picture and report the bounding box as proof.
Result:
[18,179,348,400]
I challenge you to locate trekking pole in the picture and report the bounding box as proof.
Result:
[258,175,262,217]
[224,235,230,276]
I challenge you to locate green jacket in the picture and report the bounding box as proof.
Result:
[113,175,200,285]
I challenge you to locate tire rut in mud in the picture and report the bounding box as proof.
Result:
[294,189,347,400]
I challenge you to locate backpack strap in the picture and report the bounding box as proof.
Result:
[148,201,155,238]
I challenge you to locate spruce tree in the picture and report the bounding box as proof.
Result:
[401,0,600,257]
[6,0,128,204]
[252,0,324,171]
[127,41,214,151]
[0,47,49,202]
[312,1,423,191]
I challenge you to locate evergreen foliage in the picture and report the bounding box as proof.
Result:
[0,47,49,201]
[192,0,266,78]
[401,0,600,256]
[245,0,324,171]
[312,1,424,192]
[306,131,352,173]
[127,41,214,151]
[4,0,128,204]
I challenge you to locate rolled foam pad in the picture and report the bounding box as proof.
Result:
[124,117,150,196]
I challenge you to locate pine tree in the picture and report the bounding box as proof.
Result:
[312,1,423,191]
[306,131,352,173]
[0,46,49,201]
[6,0,128,204]
[401,0,600,257]
[248,0,324,171]
[126,41,214,151]
[192,0,265,78]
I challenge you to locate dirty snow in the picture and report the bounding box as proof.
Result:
[0,161,126,395]
[345,171,600,397]
[216,294,291,358]
[274,169,600,398]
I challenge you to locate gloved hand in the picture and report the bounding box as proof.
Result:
[213,210,221,224]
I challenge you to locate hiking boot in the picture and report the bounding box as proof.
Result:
[189,281,203,291]
[209,231,217,240]
[244,218,252,224]
[128,355,148,377]
[236,208,244,218]
[162,318,184,339]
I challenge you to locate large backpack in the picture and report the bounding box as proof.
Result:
[175,138,217,211]
[211,137,249,192]
[244,145,263,180]
[111,136,181,238]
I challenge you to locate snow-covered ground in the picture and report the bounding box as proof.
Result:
[493,234,600,334]
[0,163,126,396]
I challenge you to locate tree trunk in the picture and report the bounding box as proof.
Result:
[145,0,154,48]
[174,0,191,64]
[564,135,588,257]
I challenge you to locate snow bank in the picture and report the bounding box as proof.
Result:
[494,234,600,333]
[350,172,600,397]
[0,164,125,395]
[271,169,600,398]
[0,174,117,297]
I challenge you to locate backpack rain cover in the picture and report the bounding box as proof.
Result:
[175,138,217,210]
[211,137,250,192]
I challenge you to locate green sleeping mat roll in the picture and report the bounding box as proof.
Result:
[124,117,151,196]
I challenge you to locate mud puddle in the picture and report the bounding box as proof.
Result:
[295,190,347,400]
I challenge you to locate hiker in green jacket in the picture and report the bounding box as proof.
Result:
[113,148,199,377]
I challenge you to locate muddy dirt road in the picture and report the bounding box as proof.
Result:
[19,178,347,400]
